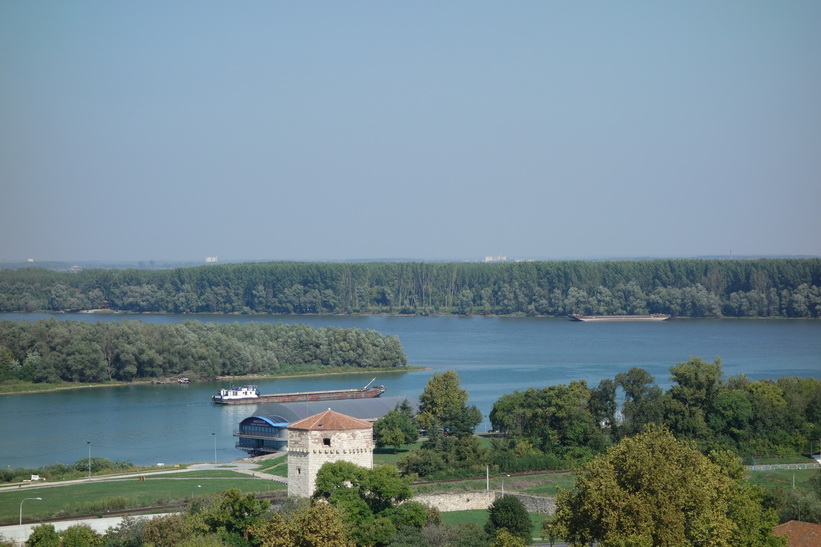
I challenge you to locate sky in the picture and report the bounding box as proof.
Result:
[2,2,820,263]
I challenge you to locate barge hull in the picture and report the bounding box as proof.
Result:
[213,386,386,405]
[569,314,671,322]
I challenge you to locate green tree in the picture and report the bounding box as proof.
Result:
[25,524,60,547]
[101,515,148,547]
[251,501,353,547]
[615,368,663,437]
[664,357,724,441]
[490,527,527,546]
[374,406,419,453]
[555,425,785,546]
[313,461,423,544]
[418,370,481,436]
[61,524,103,547]
[485,495,532,544]
[141,514,191,547]
[198,488,270,543]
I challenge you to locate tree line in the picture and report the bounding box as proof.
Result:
[379,361,820,482]
[0,320,407,384]
[378,366,821,529]
[488,358,821,463]
[2,258,820,317]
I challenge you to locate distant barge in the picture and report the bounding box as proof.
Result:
[211,378,386,405]
[569,314,671,322]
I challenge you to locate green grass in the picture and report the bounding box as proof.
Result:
[0,476,285,525]
[0,380,119,395]
[746,468,818,495]
[140,470,262,479]
[412,471,574,497]
[373,442,422,467]
[514,473,576,497]
[254,455,289,478]
[440,509,548,539]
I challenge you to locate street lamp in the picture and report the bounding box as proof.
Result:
[20,497,42,526]
[87,441,91,479]
[192,484,201,500]
[212,433,216,464]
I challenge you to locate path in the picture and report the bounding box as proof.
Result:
[0,458,287,545]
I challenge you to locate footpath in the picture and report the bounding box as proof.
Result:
[0,460,287,546]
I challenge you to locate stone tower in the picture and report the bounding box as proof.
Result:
[287,409,374,498]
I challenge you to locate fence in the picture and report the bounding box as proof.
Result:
[745,463,820,471]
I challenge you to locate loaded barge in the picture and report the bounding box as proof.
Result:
[569,314,671,322]
[211,378,386,405]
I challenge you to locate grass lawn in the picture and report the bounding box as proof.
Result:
[152,470,253,479]
[746,468,818,495]
[440,509,548,540]
[373,443,422,467]
[0,476,285,525]
[255,455,288,477]
[515,473,576,497]
[412,471,574,498]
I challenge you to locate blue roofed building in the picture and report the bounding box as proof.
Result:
[233,396,415,456]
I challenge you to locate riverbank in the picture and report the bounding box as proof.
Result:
[0,366,425,396]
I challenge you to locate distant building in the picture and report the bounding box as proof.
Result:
[233,396,414,457]
[235,416,290,455]
[483,256,508,262]
[205,256,219,263]
[287,409,374,498]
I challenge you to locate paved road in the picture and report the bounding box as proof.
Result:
[0,514,171,546]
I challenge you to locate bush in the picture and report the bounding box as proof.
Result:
[25,524,59,547]
[61,524,103,547]
[485,495,532,544]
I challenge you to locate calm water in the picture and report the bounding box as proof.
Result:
[1,313,819,468]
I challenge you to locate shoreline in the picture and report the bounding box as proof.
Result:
[0,366,426,396]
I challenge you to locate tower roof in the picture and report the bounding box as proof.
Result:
[287,409,373,431]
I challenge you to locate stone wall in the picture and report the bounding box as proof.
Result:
[414,491,555,515]
[414,491,498,512]
[287,428,373,498]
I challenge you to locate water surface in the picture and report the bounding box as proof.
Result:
[1,314,818,468]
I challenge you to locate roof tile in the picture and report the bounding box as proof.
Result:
[774,520,821,546]
[287,409,373,431]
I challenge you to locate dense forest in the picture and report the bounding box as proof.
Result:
[0,320,407,383]
[1,258,820,317]
[488,358,821,461]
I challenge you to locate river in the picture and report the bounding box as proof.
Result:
[1,313,819,468]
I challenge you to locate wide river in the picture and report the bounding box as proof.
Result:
[1,313,819,469]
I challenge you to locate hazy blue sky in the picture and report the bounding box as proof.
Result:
[2,2,819,263]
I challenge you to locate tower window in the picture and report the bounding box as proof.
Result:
[323,438,331,447]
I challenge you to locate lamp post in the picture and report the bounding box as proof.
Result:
[501,474,510,495]
[192,484,201,500]
[212,433,216,464]
[20,497,42,526]
[87,441,91,479]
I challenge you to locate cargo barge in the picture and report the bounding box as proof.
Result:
[569,314,671,322]
[211,378,386,405]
